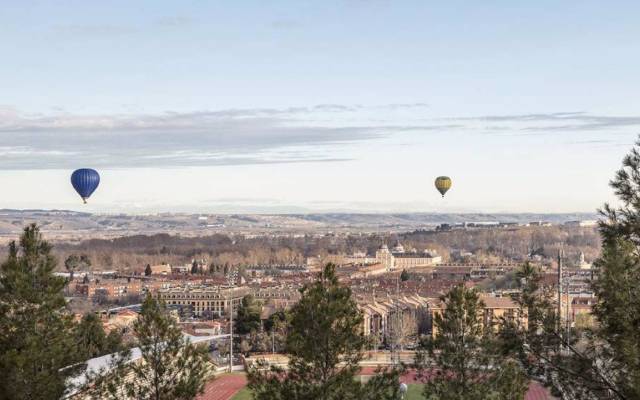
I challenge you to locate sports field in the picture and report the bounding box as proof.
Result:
[217,373,551,400]
[232,384,426,400]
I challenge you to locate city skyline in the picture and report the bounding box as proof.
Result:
[2,1,639,213]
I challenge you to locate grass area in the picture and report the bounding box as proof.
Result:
[231,388,251,400]
[404,384,424,399]
[231,384,425,400]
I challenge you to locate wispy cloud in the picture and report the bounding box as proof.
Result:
[456,112,588,122]
[0,105,448,170]
[2,106,634,170]
[383,103,429,110]
[52,16,196,37]
[453,112,640,132]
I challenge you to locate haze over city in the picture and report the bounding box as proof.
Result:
[2,1,639,213]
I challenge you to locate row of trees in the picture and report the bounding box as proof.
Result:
[49,222,599,272]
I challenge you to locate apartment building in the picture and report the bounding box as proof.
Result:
[156,285,250,317]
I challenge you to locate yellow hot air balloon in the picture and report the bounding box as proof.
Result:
[435,176,452,197]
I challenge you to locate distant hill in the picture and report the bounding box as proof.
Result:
[0,209,599,241]
[289,212,599,225]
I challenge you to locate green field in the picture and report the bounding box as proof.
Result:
[230,388,252,400]
[231,384,425,399]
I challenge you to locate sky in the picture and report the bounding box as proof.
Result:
[1,0,639,214]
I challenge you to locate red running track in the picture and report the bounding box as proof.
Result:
[198,370,553,400]
[197,374,247,400]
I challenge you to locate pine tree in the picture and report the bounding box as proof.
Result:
[592,139,640,398]
[65,254,91,281]
[191,260,198,275]
[0,224,84,400]
[75,312,123,359]
[263,310,288,353]
[415,284,527,400]
[400,269,410,282]
[247,264,401,400]
[90,294,211,400]
[235,294,261,335]
[501,139,640,399]
[145,263,152,276]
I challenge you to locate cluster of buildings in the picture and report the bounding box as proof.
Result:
[357,293,431,347]
[65,239,599,352]
[434,219,599,232]
[67,262,220,302]
[337,241,442,273]
[87,275,525,354]
[72,278,173,299]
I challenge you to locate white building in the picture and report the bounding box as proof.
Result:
[375,242,442,271]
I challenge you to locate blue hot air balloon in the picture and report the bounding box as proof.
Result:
[71,169,100,203]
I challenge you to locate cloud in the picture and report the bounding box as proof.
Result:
[4,105,630,170]
[453,112,640,131]
[457,112,587,122]
[383,103,429,110]
[52,16,195,38]
[313,104,359,112]
[0,106,452,170]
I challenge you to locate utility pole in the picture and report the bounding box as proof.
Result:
[557,248,563,338]
[228,269,237,373]
[394,276,401,365]
[229,295,233,372]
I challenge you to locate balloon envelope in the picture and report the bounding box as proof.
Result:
[71,169,100,203]
[435,176,452,197]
